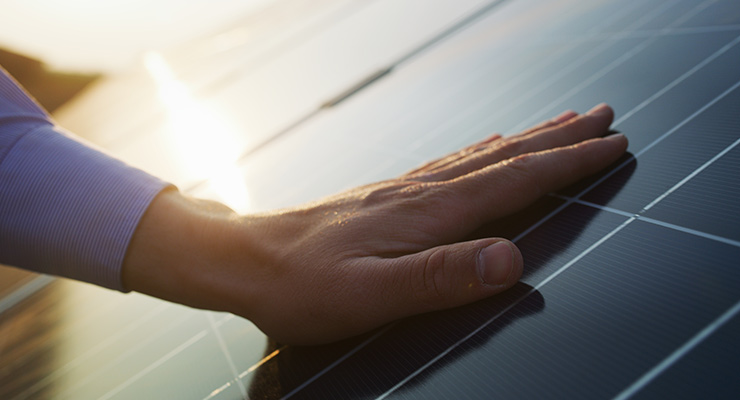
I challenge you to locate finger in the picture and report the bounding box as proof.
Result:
[406,108,581,180]
[377,239,523,316]
[447,132,628,226]
[404,133,503,177]
[418,104,614,182]
[515,109,578,138]
[500,103,614,158]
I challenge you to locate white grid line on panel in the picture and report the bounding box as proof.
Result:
[613,299,740,400]
[375,218,637,399]
[92,314,235,400]
[447,33,740,248]
[281,323,397,399]
[202,345,287,400]
[673,0,718,26]
[462,0,680,140]
[635,216,740,249]
[570,76,740,219]
[202,0,377,98]
[272,3,740,397]
[613,34,740,126]
[207,313,248,399]
[546,133,740,249]
[52,312,202,400]
[253,1,676,395]
[69,1,735,398]
[375,119,740,397]
[98,331,209,400]
[640,137,740,212]
[508,0,718,132]
[558,197,740,249]
[543,23,740,46]
[375,40,740,400]
[11,302,172,400]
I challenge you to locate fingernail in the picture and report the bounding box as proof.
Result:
[587,103,610,116]
[478,242,515,286]
[553,110,578,123]
[605,132,625,141]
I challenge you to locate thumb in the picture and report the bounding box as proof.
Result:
[384,239,523,317]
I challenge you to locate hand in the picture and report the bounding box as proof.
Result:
[122,103,627,345]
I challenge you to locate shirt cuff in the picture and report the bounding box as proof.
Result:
[0,124,171,291]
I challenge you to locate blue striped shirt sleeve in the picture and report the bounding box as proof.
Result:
[0,67,170,291]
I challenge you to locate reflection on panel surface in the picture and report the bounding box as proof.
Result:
[2,0,740,399]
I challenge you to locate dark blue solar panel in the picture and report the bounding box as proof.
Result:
[631,311,740,400]
[249,0,740,398]
[583,84,740,212]
[373,221,740,400]
[643,145,740,241]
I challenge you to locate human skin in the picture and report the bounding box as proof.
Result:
[122,103,628,345]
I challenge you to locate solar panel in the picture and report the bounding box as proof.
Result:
[1,0,739,398]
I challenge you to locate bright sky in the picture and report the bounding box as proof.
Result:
[1,0,276,73]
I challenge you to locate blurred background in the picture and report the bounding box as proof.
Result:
[1,0,277,72]
[0,0,282,317]
[1,0,279,109]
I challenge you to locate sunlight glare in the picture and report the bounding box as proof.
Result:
[143,51,251,212]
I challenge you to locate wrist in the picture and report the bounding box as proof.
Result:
[121,188,256,312]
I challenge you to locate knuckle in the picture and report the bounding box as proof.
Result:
[495,138,525,159]
[412,248,451,306]
[407,183,457,215]
[564,114,587,132]
[394,182,442,210]
[502,153,544,195]
[360,181,408,205]
[398,181,428,197]
[360,181,453,231]
[504,152,536,175]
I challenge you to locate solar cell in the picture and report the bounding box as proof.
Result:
[583,84,740,212]
[371,220,740,400]
[627,304,740,400]
[643,144,740,242]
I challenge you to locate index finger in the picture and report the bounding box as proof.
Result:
[443,133,628,227]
